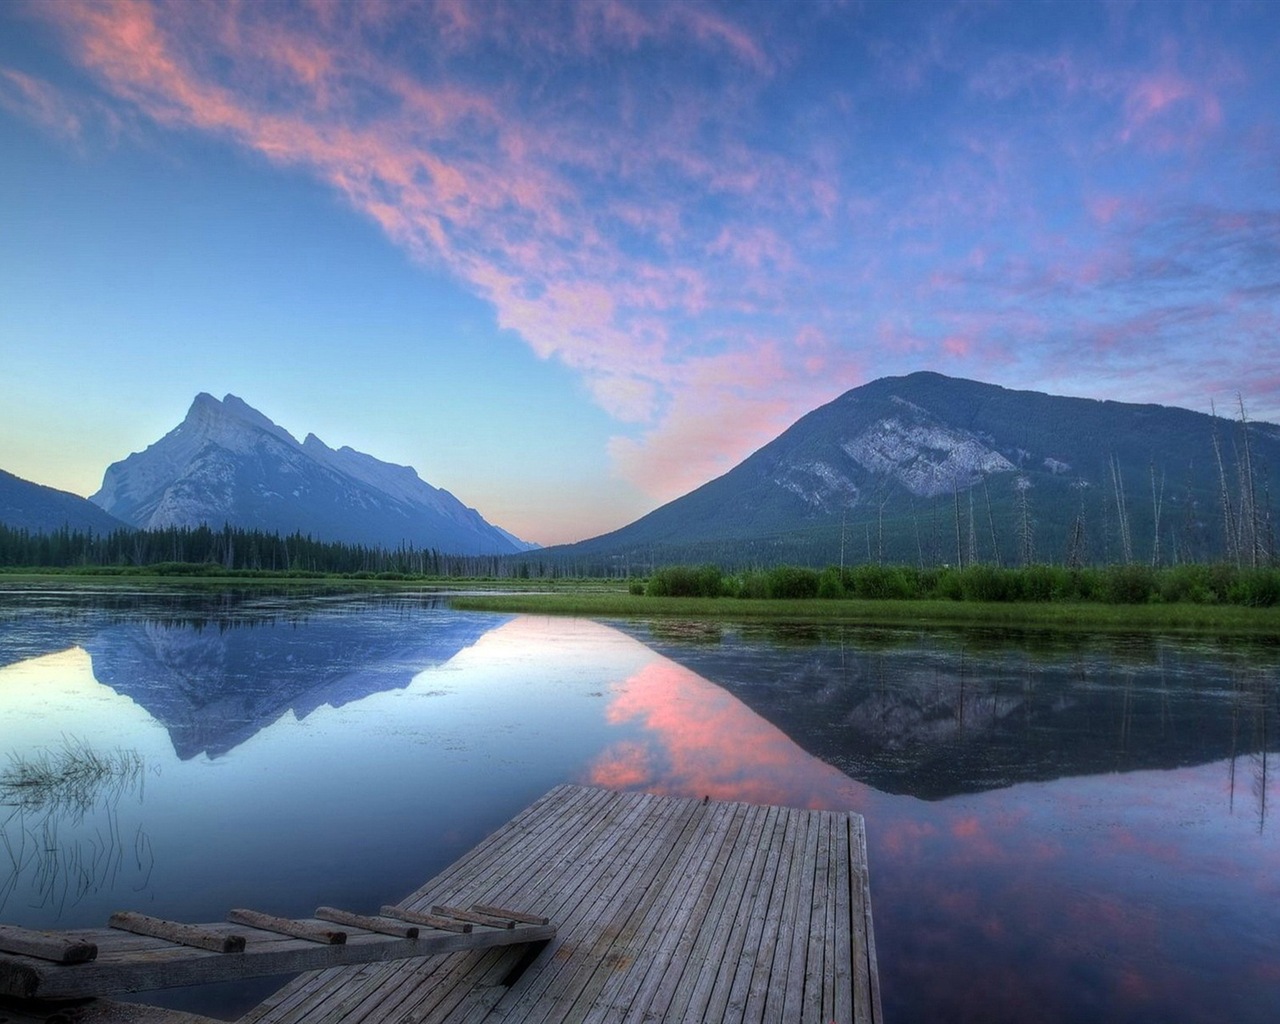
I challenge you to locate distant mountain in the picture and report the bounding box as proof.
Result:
[553,372,1280,568]
[0,468,130,535]
[90,393,537,555]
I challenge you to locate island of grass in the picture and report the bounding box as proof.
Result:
[451,562,1280,634]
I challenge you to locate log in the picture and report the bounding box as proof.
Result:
[469,905,551,926]
[0,925,97,964]
[226,910,345,945]
[431,906,516,929]
[107,914,244,954]
[313,908,418,939]
[379,906,472,933]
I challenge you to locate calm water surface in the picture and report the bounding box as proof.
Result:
[0,586,1276,1023]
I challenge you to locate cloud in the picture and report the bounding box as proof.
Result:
[10,0,1280,527]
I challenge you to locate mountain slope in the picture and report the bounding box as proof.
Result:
[90,394,536,555]
[0,468,130,535]
[554,372,1280,568]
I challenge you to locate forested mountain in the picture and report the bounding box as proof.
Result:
[0,468,129,535]
[89,393,536,555]
[548,372,1279,570]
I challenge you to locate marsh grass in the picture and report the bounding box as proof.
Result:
[1,738,150,914]
[1,737,145,818]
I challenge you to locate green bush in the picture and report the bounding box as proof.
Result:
[1102,564,1157,604]
[846,564,919,600]
[817,567,845,599]
[647,564,725,597]
[767,565,820,599]
[1230,568,1280,607]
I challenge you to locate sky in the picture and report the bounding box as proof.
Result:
[1,0,1278,546]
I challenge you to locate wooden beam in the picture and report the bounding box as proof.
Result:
[0,927,96,965]
[430,906,515,929]
[106,914,244,955]
[1,922,556,1000]
[313,908,418,939]
[468,906,551,926]
[226,910,345,945]
[380,907,472,934]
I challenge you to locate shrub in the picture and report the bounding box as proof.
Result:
[817,567,845,599]
[1229,568,1280,607]
[646,564,725,598]
[1102,564,1156,604]
[766,565,820,599]
[847,564,919,600]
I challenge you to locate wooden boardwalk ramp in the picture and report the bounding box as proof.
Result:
[242,784,882,1024]
[0,909,551,1003]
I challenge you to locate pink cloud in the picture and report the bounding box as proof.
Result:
[0,68,85,140]
[22,0,829,507]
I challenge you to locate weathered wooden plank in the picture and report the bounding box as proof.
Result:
[7,921,553,1001]
[430,908,514,930]
[800,810,832,1023]
[312,909,417,939]
[264,791,639,1024]
[107,914,245,955]
[236,785,880,1024]
[316,791,651,1024]
[468,906,550,926]
[742,806,805,1022]
[524,796,707,1024]
[854,814,883,1024]
[690,803,783,1024]
[491,793,696,1024]
[581,799,748,1023]
[575,796,727,1018]
[227,911,345,946]
[0,926,96,965]
[379,907,471,934]
[768,808,819,1024]
[832,814,854,1024]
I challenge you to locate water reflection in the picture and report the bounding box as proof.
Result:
[617,620,1279,808]
[0,589,1276,1024]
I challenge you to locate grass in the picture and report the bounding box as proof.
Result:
[1,737,145,818]
[449,591,1280,634]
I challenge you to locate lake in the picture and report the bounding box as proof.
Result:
[0,585,1276,1023]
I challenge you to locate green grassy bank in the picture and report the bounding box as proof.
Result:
[450,590,1280,634]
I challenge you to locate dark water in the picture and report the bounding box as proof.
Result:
[0,586,1276,1023]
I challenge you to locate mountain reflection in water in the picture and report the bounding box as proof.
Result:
[0,589,1276,1024]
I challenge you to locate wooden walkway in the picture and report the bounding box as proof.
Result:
[241,784,881,1024]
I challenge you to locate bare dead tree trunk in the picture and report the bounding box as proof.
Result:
[982,474,1001,568]
[1150,461,1165,567]
[1066,480,1087,570]
[967,489,978,565]
[1015,477,1034,566]
[953,484,963,568]
[1109,453,1133,563]
[1211,399,1240,566]
[1238,394,1261,568]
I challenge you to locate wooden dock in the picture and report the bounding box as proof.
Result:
[242,784,881,1024]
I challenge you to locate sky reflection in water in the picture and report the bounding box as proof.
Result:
[0,591,1275,1024]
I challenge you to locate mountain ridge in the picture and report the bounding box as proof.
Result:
[0,469,130,535]
[547,371,1280,568]
[88,394,537,555]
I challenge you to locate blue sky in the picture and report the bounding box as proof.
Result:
[2,0,1277,545]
